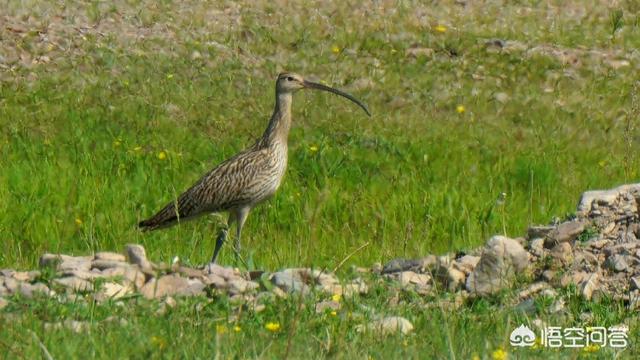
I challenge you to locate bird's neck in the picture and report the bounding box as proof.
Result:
[260,92,292,148]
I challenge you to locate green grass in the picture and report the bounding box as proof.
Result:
[1,0,640,358]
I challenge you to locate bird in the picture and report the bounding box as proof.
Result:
[138,72,370,264]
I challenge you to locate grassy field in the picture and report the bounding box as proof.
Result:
[1,0,640,358]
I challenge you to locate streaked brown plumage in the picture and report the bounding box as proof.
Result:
[139,72,370,263]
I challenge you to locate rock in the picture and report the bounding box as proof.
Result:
[315,300,341,313]
[359,316,414,335]
[61,269,104,280]
[91,259,130,271]
[560,271,588,287]
[518,282,551,300]
[3,270,40,282]
[125,244,152,271]
[527,226,556,240]
[545,221,586,247]
[15,283,51,298]
[382,258,422,274]
[466,236,530,296]
[44,320,89,333]
[227,279,259,295]
[577,186,633,215]
[630,277,640,290]
[581,273,600,300]
[204,263,239,280]
[140,274,205,299]
[54,277,93,292]
[445,267,466,291]
[95,282,131,302]
[177,266,204,278]
[100,266,146,288]
[203,273,227,289]
[606,255,629,272]
[40,254,93,272]
[550,242,573,266]
[94,252,126,262]
[453,255,480,274]
[342,279,369,297]
[0,297,7,309]
[271,270,308,293]
[405,46,434,58]
[397,271,431,287]
[528,238,545,257]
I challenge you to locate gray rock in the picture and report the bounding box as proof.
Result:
[203,273,227,289]
[94,252,126,262]
[466,236,530,296]
[382,258,422,274]
[91,259,129,270]
[40,254,93,272]
[545,221,586,247]
[630,277,640,290]
[606,255,629,272]
[453,255,481,274]
[550,242,573,266]
[397,271,431,287]
[315,300,341,313]
[227,279,259,295]
[16,283,51,298]
[176,266,204,278]
[54,277,93,292]
[358,316,414,335]
[100,266,146,288]
[125,244,152,271]
[140,274,205,299]
[581,273,600,300]
[528,238,545,257]
[527,225,556,240]
[271,269,308,293]
[95,282,131,302]
[560,271,589,287]
[204,263,240,280]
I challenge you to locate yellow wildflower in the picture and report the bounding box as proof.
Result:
[150,336,167,350]
[133,146,142,152]
[309,145,319,153]
[331,45,341,54]
[166,73,174,79]
[265,322,281,332]
[456,105,465,114]
[471,355,480,360]
[157,151,167,160]
[434,24,447,33]
[113,139,121,147]
[330,311,337,316]
[75,218,83,226]
[331,294,341,302]
[491,348,507,360]
[216,324,227,334]
[233,325,241,333]
[583,344,600,353]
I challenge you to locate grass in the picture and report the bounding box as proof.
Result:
[1,0,640,358]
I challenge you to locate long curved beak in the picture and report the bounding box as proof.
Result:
[303,80,371,117]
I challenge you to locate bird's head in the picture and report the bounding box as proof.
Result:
[276,72,371,116]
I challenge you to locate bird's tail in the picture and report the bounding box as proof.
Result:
[138,201,180,231]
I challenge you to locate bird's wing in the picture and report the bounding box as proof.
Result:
[139,148,269,230]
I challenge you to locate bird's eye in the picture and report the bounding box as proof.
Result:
[287,76,294,81]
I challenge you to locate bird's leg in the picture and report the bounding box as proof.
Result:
[210,228,228,264]
[210,213,237,264]
[232,207,250,266]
